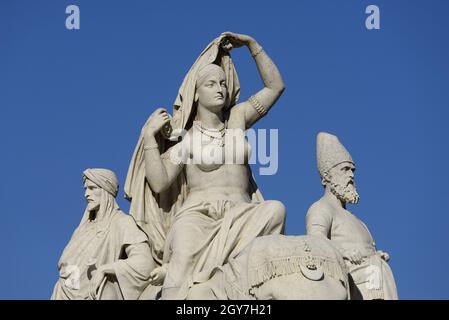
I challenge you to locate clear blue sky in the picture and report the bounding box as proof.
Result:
[1,0,448,299]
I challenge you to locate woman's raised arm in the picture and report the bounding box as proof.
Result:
[222,32,285,127]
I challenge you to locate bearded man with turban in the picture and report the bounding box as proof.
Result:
[51,169,155,300]
[305,132,398,300]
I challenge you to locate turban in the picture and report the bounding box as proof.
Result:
[83,168,119,197]
[317,132,354,177]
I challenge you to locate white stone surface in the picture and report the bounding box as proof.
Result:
[306,132,398,299]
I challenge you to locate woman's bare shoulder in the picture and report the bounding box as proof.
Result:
[228,103,250,129]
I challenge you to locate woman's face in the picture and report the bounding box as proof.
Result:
[195,67,227,112]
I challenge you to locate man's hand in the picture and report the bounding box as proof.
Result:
[89,264,114,300]
[345,248,364,265]
[59,263,70,279]
[149,265,167,286]
[377,250,390,262]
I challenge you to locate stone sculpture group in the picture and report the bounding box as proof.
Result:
[51,32,398,300]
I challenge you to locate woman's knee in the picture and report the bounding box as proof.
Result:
[170,221,203,253]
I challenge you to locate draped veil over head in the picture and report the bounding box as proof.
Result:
[124,36,263,265]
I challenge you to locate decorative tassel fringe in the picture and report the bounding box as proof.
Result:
[248,255,348,290]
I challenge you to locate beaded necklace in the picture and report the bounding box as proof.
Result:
[193,120,226,147]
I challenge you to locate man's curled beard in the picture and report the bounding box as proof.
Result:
[329,178,360,204]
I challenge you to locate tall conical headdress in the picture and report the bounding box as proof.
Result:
[317,132,354,177]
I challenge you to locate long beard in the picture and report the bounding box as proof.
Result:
[86,202,100,219]
[330,179,360,204]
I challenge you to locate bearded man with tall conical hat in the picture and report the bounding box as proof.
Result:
[305,132,398,300]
